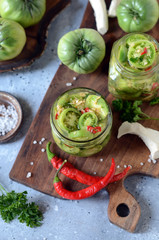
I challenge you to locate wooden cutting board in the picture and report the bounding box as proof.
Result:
[10,0,159,232]
[0,0,70,72]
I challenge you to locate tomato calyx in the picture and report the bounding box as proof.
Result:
[77,49,84,56]
[87,126,101,134]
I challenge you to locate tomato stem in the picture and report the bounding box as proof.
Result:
[77,50,84,55]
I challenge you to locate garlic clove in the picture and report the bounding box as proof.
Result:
[117,121,159,160]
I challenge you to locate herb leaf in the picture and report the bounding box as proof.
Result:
[112,99,123,111]
[18,202,43,228]
[0,184,43,227]
[149,97,159,105]
[112,99,159,122]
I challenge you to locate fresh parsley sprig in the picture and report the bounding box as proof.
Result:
[112,99,159,122]
[149,96,159,105]
[0,184,43,227]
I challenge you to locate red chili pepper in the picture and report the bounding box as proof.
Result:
[46,142,130,185]
[52,157,130,185]
[87,125,101,134]
[53,158,115,200]
[55,113,59,120]
[76,166,130,185]
[141,47,147,55]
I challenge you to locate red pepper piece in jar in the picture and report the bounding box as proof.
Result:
[64,144,74,148]
[87,125,94,133]
[81,108,90,114]
[84,107,90,112]
[145,66,152,71]
[141,47,147,55]
[53,159,115,200]
[55,113,59,120]
[93,126,101,133]
[151,82,159,91]
[87,125,101,134]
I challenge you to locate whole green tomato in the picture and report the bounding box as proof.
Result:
[0,18,26,61]
[0,0,46,28]
[57,28,106,74]
[117,0,159,32]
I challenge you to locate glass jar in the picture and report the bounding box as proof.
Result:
[108,33,159,101]
[50,87,112,157]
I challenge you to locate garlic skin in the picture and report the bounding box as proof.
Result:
[108,0,122,17]
[117,121,159,160]
[89,0,108,35]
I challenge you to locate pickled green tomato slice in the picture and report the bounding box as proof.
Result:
[85,95,109,120]
[126,34,147,47]
[57,93,69,108]
[118,35,148,63]
[69,94,86,111]
[57,108,80,132]
[78,112,98,129]
[68,128,94,141]
[118,45,128,63]
[60,143,80,155]
[128,40,156,69]
[78,145,102,157]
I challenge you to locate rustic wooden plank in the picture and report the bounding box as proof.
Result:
[9,0,159,232]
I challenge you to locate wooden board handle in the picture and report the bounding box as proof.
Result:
[107,181,141,232]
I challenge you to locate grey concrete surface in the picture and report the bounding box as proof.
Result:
[0,1,159,239]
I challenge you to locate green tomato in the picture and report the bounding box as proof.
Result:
[0,18,26,61]
[0,0,46,28]
[117,0,159,32]
[57,28,106,74]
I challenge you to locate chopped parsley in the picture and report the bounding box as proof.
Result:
[0,184,43,227]
[112,99,159,122]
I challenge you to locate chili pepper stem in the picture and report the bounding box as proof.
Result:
[53,160,67,184]
[46,142,55,162]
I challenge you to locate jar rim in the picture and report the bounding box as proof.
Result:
[50,87,112,143]
[114,32,159,76]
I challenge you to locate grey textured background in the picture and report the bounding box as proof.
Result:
[0,1,159,239]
